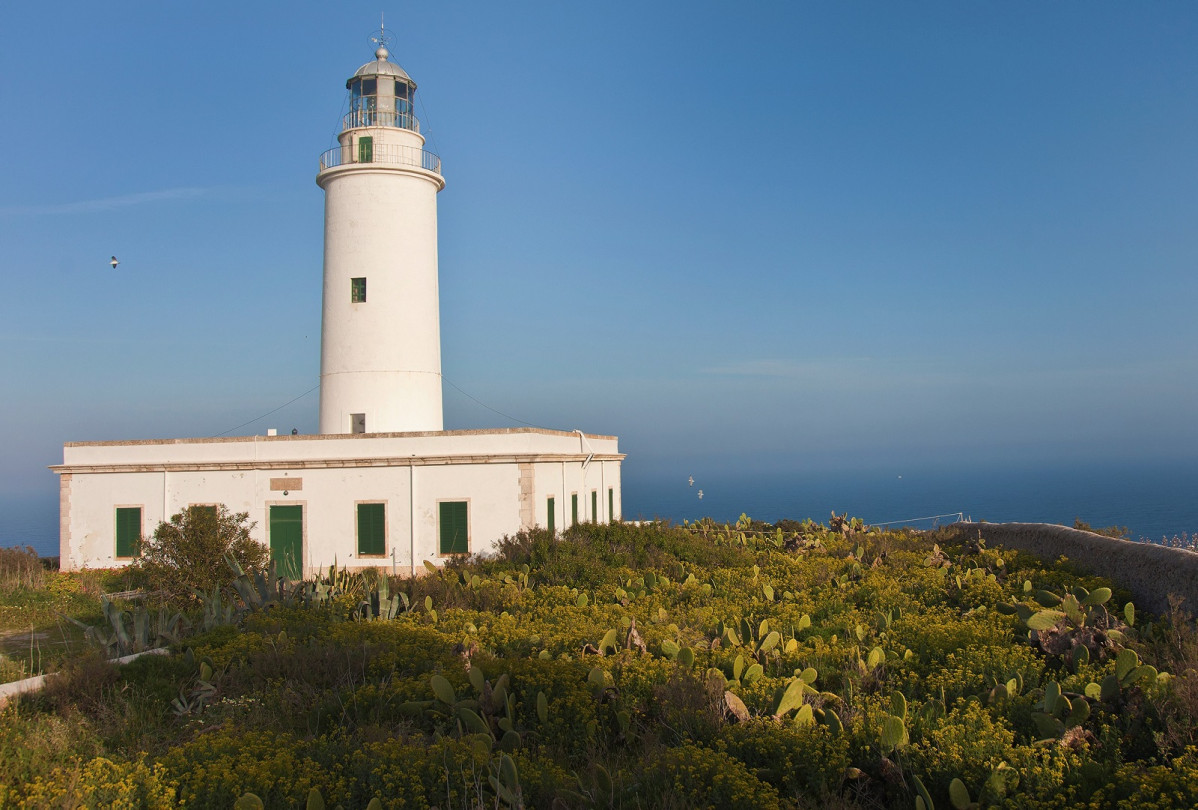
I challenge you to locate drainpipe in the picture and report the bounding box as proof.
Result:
[600,461,606,523]
[409,461,415,578]
[575,430,595,522]
[574,429,594,471]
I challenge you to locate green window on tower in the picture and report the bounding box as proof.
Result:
[609,488,615,522]
[357,503,386,557]
[546,497,555,534]
[115,507,142,558]
[439,501,469,555]
[571,494,578,526]
[591,490,598,523]
[351,277,366,303]
[358,135,373,163]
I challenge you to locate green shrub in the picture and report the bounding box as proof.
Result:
[1072,518,1131,540]
[131,505,267,602]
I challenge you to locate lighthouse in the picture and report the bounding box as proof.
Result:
[54,33,623,575]
[316,41,446,435]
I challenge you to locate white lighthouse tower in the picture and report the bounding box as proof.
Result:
[316,37,446,435]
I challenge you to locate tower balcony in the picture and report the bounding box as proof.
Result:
[343,108,420,133]
[318,143,442,175]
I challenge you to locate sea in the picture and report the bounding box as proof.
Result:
[3,459,1195,558]
[620,459,1198,543]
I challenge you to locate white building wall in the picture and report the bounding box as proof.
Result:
[299,466,414,572]
[63,472,165,570]
[54,430,623,576]
[411,463,521,562]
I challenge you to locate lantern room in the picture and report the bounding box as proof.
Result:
[345,47,419,132]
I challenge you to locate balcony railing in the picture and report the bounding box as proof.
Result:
[318,143,442,175]
[342,108,420,133]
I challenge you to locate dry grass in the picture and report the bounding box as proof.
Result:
[0,546,46,593]
[1140,597,1198,754]
[1153,532,1198,552]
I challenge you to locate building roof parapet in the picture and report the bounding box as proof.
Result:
[63,427,617,449]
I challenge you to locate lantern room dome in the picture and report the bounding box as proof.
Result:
[349,47,414,88]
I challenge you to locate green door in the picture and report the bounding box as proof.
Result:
[269,505,303,579]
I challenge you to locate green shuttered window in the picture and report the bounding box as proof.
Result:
[609,488,614,522]
[439,501,468,555]
[571,494,578,526]
[115,507,141,558]
[547,497,555,534]
[358,136,373,163]
[351,277,366,303]
[269,505,304,580]
[357,503,386,556]
[591,491,598,523]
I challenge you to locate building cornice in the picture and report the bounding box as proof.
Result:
[49,453,626,475]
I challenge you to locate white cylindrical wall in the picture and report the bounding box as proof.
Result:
[317,128,445,434]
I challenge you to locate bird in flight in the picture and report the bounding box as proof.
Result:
[697,489,704,500]
[688,475,694,487]
[110,256,119,270]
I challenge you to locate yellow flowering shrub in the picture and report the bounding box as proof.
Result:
[19,756,175,809]
[1085,748,1198,810]
[0,705,105,806]
[160,728,329,809]
[508,751,574,807]
[718,718,850,798]
[633,743,785,809]
[919,643,1041,700]
[10,519,1193,808]
[906,700,1017,796]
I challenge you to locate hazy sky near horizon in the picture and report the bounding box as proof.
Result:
[2,1,1196,496]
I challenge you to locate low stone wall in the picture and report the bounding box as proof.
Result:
[0,648,170,709]
[944,522,1198,616]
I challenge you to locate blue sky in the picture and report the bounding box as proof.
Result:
[2,1,1196,498]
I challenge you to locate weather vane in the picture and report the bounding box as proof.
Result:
[370,13,393,54]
